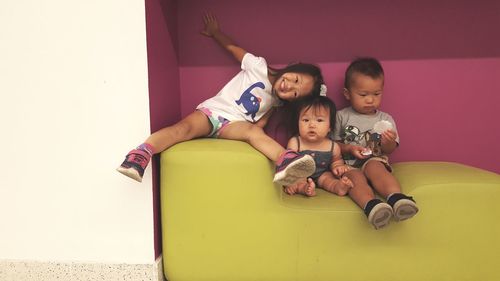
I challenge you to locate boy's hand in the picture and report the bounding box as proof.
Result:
[349,144,370,159]
[380,129,398,146]
[201,12,220,37]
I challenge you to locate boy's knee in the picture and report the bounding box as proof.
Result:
[364,160,390,174]
[346,168,363,178]
[345,169,367,183]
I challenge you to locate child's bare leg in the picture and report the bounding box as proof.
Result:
[317,172,353,196]
[344,169,393,229]
[284,178,316,197]
[364,161,418,221]
[343,169,374,208]
[219,122,315,185]
[118,111,211,182]
[145,110,212,153]
[363,160,400,198]
[218,121,283,160]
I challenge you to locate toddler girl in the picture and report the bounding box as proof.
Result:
[284,96,353,196]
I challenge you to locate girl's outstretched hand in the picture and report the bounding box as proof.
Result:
[199,12,246,63]
[201,12,220,37]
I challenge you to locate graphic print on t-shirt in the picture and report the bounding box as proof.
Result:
[341,125,383,157]
[235,82,264,121]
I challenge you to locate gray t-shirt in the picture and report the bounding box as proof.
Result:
[333,107,399,166]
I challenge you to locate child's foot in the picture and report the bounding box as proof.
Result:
[284,178,316,197]
[332,176,354,196]
[273,150,315,186]
[364,199,393,230]
[387,193,419,221]
[116,148,151,182]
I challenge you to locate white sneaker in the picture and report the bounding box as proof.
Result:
[368,202,393,230]
[387,193,419,221]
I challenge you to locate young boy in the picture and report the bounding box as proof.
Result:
[333,57,418,229]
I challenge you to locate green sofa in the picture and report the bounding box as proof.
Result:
[160,139,500,281]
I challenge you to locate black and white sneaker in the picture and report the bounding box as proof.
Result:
[364,199,393,230]
[387,193,419,221]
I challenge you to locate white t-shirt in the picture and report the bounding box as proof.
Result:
[196,53,280,122]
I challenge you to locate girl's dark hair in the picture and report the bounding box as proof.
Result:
[270,62,326,138]
[288,96,337,137]
[270,62,325,100]
[344,57,384,90]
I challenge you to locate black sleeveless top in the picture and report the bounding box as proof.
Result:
[296,136,334,180]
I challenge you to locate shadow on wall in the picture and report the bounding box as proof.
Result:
[177,0,500,66]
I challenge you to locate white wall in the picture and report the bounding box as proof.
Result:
[0,1,155,264]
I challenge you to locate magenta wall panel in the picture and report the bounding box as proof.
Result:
[179,58,500,174]
[371,58,500,173]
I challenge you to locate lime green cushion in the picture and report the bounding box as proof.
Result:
[161,139,500,281]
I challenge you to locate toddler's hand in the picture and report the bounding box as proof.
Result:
[381,129,397,145]
[332,165,350,177]
[349,145,370,159]
[201,12,220,37]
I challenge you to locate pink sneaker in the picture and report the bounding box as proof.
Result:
[116,149,151,182]
[273,150,315,186]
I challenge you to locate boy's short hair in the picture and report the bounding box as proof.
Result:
[344,57,384,90]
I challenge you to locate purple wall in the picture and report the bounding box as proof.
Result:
[179,59,500,174]
[174,0,500,173]
[177,0,500,66]
[145,0,181,258]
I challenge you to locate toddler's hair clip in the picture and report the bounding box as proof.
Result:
[320,84,327,96]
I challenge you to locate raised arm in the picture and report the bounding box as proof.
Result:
[201,13,247,63]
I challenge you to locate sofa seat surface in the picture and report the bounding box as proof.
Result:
[160,139,500,281]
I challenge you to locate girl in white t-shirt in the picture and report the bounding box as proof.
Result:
[117,13,325,186]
